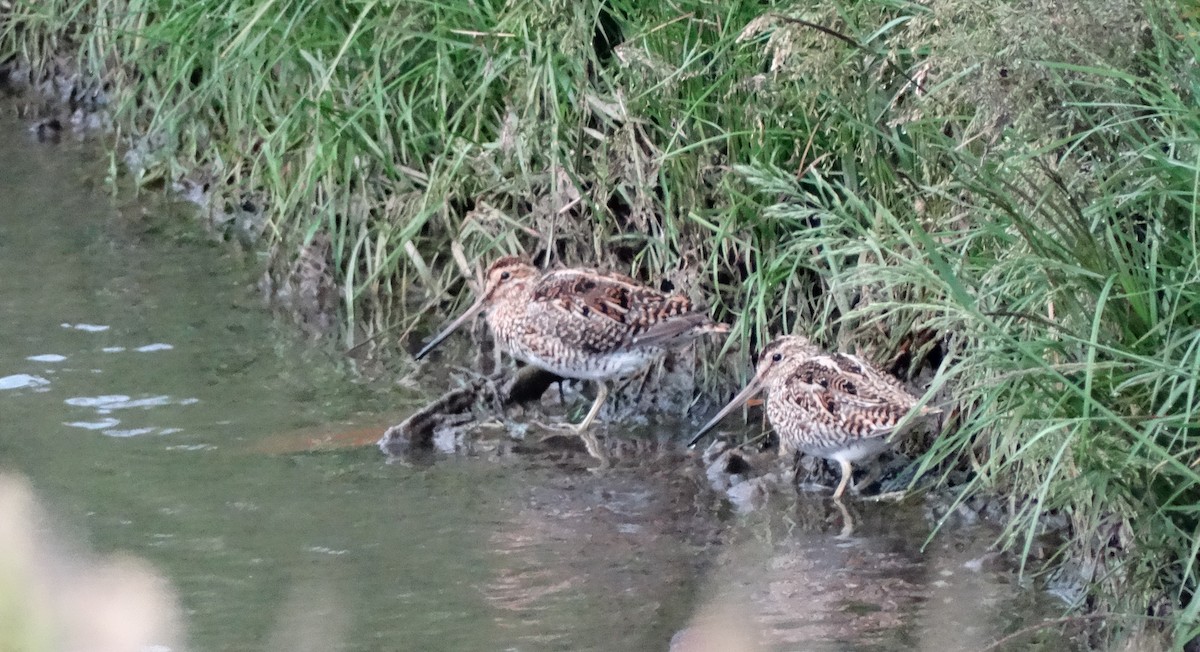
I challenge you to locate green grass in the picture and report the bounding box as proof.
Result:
[3,0,1200,646]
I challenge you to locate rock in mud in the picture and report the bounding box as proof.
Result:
[699,440,786,511]
[377,365,561,457]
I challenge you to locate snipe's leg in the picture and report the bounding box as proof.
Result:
[572,382,609,433]
[832,459,854,500]
[572,382,611,467]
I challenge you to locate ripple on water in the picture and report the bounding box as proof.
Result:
[61,394,200,438]
[0,374,51,390]
[65,395,199,410]
[103,427,159,438]
[64,418,122,431]
[60,323,110,332]
[63,419,183,437]
[306,546,349,556]
[65,394,132,408]
[134,343,174,352]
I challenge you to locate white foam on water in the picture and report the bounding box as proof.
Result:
[101,346,126,353]
[26,354,67,362]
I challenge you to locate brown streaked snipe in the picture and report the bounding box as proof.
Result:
[414,256,730,432]
[687,335,939,499]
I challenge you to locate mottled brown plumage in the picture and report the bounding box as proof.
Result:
[415,256,729,431]
[688,335,939,499]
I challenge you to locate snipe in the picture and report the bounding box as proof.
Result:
[687,335,939,499]
[415,256,729,431]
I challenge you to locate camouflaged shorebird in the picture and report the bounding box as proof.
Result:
[687,335,939,499]
[414,256,730,431]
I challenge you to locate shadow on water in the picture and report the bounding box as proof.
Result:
[0,108,1079,651]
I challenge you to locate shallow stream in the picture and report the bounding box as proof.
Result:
[0,110,1076,651]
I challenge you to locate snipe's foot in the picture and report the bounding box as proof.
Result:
[861,490,908,503]
[532,418,581,433]
[848,460,882,496]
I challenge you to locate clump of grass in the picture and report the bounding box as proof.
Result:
[3,0,1200,644]
[721,3,1200,646]
[0,0,774,346]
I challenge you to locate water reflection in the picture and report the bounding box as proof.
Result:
[263,577,351,652]
[479,464,707,650]
[676,495,1060,651]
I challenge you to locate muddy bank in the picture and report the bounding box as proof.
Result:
[374,350,1086,606]
[378,407,1089,651]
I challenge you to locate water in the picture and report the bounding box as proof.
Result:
[0,111,1077,651]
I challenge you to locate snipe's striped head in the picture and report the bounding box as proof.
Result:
[480,256,538,304]
[413,256,538,360]
[751,335,820,387]
[686,334,819,447]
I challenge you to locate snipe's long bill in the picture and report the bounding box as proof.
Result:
[414,295,488,361]
[415,256,729,432]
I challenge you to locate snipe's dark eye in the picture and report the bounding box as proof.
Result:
[771,352,783,362]
[499,271,511,281]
